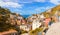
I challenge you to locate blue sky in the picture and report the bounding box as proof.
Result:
[0,0,60,15]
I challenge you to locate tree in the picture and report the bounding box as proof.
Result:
[0,7,11,23]
[0,7,14,32]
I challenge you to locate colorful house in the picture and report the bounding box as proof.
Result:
[44,18,51,27]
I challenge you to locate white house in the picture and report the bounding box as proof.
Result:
[17,16,23,20]
[32,20,41,30]
[20,25,30,31]
[40,14,45,19]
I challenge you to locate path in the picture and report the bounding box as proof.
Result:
[46,22,60,35]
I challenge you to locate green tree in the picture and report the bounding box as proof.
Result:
[0,7,14,32]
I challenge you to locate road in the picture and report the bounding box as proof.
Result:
[46,22,60,35]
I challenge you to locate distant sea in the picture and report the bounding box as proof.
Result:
[22,15,30,18]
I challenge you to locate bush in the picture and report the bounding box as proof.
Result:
[21,30,28,34]
[29,28,43,35]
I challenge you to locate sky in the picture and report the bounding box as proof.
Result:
[0,0,60,15]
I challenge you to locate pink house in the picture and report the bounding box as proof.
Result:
[21,19,26,24]
[44,18,51,27]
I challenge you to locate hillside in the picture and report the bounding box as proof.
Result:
[0,7,24,32]
[43,5,60,18]
[27,5,60,21]
[26,5,60,35]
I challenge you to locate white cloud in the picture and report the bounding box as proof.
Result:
[34,0,46,2]
[0,0,23,8]
[15,0,46,3]
[35,6,53,12]
[22,0,46,3]
[2,0,11,2]
[0,0,47,4]
[50,0,60,5]
[1,0,18,2]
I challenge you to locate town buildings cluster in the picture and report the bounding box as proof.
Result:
[0,5,60,35]
[8,5,60,35]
